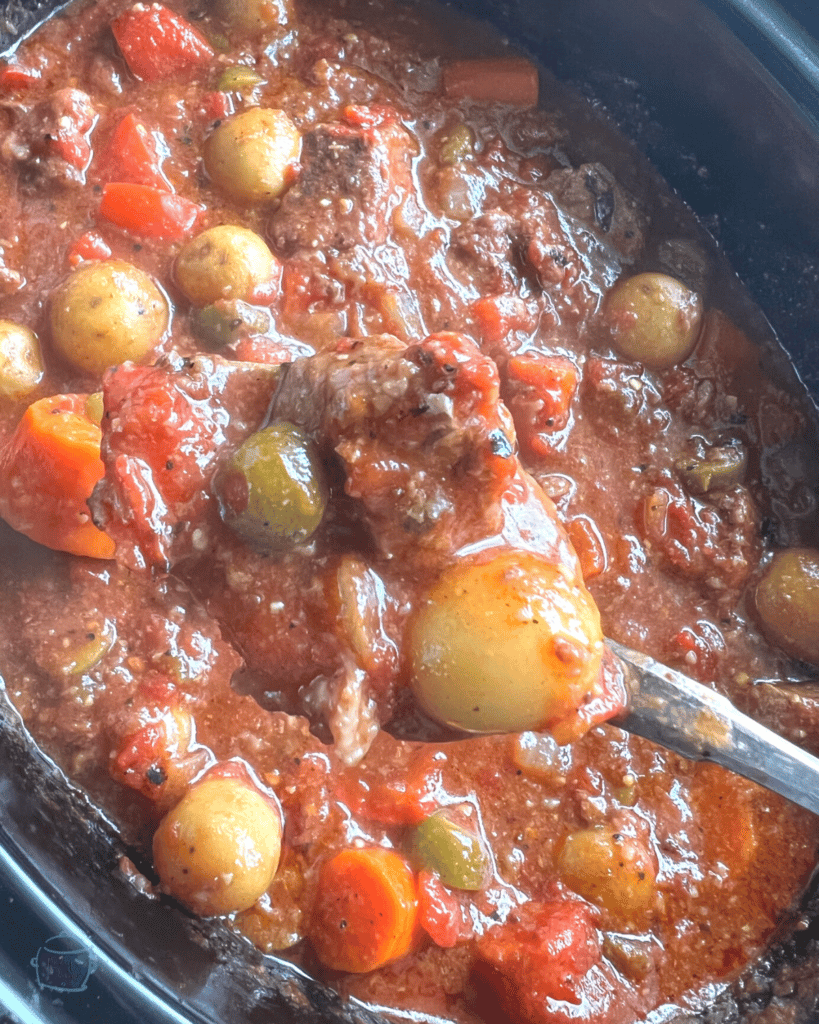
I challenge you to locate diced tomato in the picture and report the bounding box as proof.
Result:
[68,231,113,268]
[567,515,607,581]
[471,294,534,344]
[505,353,578,457]
[99,183,202,239]
[417,871,469,948]
[343,104,397,128]
[95,112,170,190]
[337,750,445,826]
[477,898,600,1005]
[669,620,726,682]
[111,4,215,82]
[199,90,234,123]
[230,336,293,365]
[0,61,42,89]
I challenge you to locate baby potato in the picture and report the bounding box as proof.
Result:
[754,548,819,665]
[0,320,44,399]
[153,773,283,916]
[175,225,278,306]
[204,108,300,206]
[409,551,604,735]
[603,271,703,369]
[216,0,292,33]
[557,826,658,922]
[50,260,169,377]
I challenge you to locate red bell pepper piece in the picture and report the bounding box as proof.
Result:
[111,4,214,82]
[99,182,202,239]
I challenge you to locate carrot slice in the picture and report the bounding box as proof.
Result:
[111,4,214,82]
[0,394,115,559]
[99,183,202,239]
[310,848,418,973]
[443,57,539,106]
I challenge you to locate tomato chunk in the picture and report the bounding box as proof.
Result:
[99,183,202,239]
[111,4,215,82]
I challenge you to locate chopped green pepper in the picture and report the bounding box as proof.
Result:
[409,806,490,890]
[439,123,475,165]
[675,441,746,494]
[217,66,264,91]
[190,299,272,351]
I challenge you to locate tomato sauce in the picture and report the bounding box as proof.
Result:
[1,0,818,1022]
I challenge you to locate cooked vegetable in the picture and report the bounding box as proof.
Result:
[204,108,300,205]
[409,551,604,734]
[0,394,115,559]
[0,320,44,399]
[95,112,169,190]
[675,441,747,495]
[216,421,327,550]
[216,0,292,34]
[556,825,657,922]
[175,225,278,306]
[442,57,539,106]
[99,183,202,240]
[310,847,418,973]
[754,548,819,664]
[603,271,703,369]
[439,123,475,165]
[111,4,215,82]
[50,260,169,376]
[409,807,490,890]
[190,300,272,350]
[216,66,264,92]
[153,772,283,916]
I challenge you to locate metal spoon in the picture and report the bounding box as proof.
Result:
[608,638,819,817]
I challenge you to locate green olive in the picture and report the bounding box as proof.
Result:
[0,320,44,399]
[754,548,819,664]
[204,108,300,206]
[50,260,169,376]
[409,551,604,735]
[557,826,657,922]
[175,225,277,306]
[675,441,746,495]
[216,421,327,550]
[603,271,703,369]
[409,807,490,890]
[216,0,292,34]
[153,774,282,916]
[190,299,272,350]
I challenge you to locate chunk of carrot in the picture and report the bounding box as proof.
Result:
[0,394,115,559]
[443,57,539,106]
[99,183,202,240]
[310,847,418,973]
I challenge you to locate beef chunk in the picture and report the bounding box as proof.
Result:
[1,88,96,187]
[545,162,646,263]
[269,118,414,256]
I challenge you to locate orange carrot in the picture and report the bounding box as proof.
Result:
[0,394,115,559]
[310,847,418,973]
[442,57,539,106]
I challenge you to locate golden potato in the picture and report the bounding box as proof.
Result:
[50,260,169,376]
[153,773,283,916]
[175,225,278,306]
[754,548,819,664]
[409,551,604,734]
[0,320,44,399]
[204,108,300,206]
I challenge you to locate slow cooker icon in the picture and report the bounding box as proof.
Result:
[30,934,97,992]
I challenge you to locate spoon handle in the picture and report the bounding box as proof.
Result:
[608,639,819,817]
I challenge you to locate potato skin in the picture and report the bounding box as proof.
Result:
[753,548,819,665]
[204,108,301,205]
[0,320,44,399]
[216,0,292,33]
[153,773,283,916]
[50,260,169,376]
[603,272,703,369]
[175,225,278,307]
[409,551,604,735]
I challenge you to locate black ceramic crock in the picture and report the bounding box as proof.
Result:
[1,1,818,1023]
